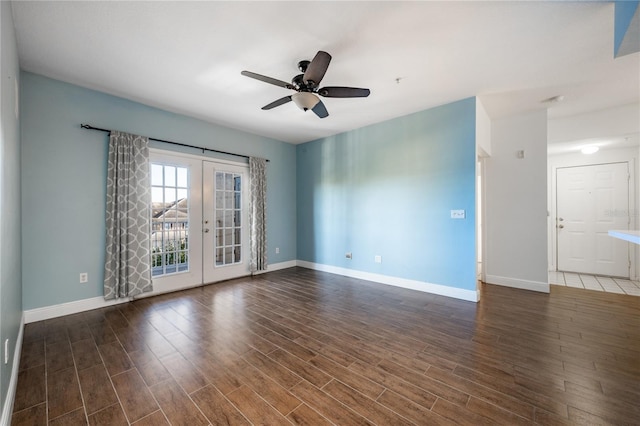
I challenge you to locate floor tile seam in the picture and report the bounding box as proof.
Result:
[565,401,639,425]
[160,377,214,426]
[68,342,91,425]
[372,388,431,426]
[83,338,131,422]
[44,342,49,425]
[136,369,172,425]
[194,383,254,426]
[110,366,158,424]
[133,409,168,425]
[469,379,539,421]
[558,273,640,296]
[446,366,561,415]
[374,360,471,409]
[287,400,338,426]
[228,383,295,424]
[551,282,634,296]
[318,378,403,426]
[241,349,304,391]
[467,392,541,425]
[562,382,640,413]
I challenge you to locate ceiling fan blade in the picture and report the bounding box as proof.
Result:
[311,100,329,118]
[262,96,292,110]
[304,51,332,86]
[241,71,293,89]
[318,86,371,98]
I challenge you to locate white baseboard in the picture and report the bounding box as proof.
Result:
[297,260,479,302]
[24,296,131,324]
[23,260,298,324]
[485,274,549,293]
[253,260,297,274]
[1,313,25,426]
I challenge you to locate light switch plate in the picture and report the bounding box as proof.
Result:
[451,209,465,219]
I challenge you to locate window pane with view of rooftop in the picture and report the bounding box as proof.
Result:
[151,163,189,277]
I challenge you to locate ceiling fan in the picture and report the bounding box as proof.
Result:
[241,51,370,119]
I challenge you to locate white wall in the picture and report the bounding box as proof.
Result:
[485,110,548,292]
[548,146,639,279]
[476,98,491,157]
[548,103,640,143]
[0,0,23,421]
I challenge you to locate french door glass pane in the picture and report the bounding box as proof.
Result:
[215,171,242,267]
[151,163,190,277]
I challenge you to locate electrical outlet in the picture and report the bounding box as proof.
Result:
[375,255,382,263]
[275,247,280,254]
[346,252,352,259]
[4,339,8,364]
[79,273,88,283]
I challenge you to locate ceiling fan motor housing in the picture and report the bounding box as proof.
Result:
[298,60,310,73]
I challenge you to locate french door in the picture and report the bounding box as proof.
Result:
[202,161,250,283]
[150,152,249,293]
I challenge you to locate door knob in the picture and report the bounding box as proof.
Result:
[558,225,564,229]
[558,217,564,221]
[204,228,210,233]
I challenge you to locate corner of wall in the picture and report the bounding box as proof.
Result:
[1,0,24,420]
[475,97,492,157]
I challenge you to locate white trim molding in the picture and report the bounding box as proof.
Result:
[485,274,549,293]
[253,260,297,275]
[1,314,25,426]
[23,260,298,323]
[297,260,479,302]
[24,296,130,324]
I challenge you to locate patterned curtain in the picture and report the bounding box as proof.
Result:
[103,131,153,299]
[249,157,268,272]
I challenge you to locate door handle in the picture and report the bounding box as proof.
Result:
[204,228,210,233]
[558,217,564,221]
[558,225,564,229]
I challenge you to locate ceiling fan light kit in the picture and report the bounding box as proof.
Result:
[292,92,320,111]
[241,50,371,119]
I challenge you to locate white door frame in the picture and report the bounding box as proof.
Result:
[145,149,250,298]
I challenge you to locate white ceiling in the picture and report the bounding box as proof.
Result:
[10,1,640,144]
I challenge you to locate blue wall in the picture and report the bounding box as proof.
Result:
[296,98,477,291]
[614,0,639,56]
[21,72,296,310]
[1,0,23,416]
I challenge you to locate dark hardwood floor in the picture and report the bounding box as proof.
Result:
[11,267,640,425]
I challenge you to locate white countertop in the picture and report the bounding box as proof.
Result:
[608,230,640,245]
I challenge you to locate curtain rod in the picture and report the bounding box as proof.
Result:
[80,124,269,162]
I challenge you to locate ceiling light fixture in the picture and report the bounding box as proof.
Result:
[291,92,320,111]
[581,146,599,154]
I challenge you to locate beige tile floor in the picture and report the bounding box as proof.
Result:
[549,271,640,296]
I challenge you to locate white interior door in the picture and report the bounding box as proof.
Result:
[556,162,630,277]
[202,161,250,283]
